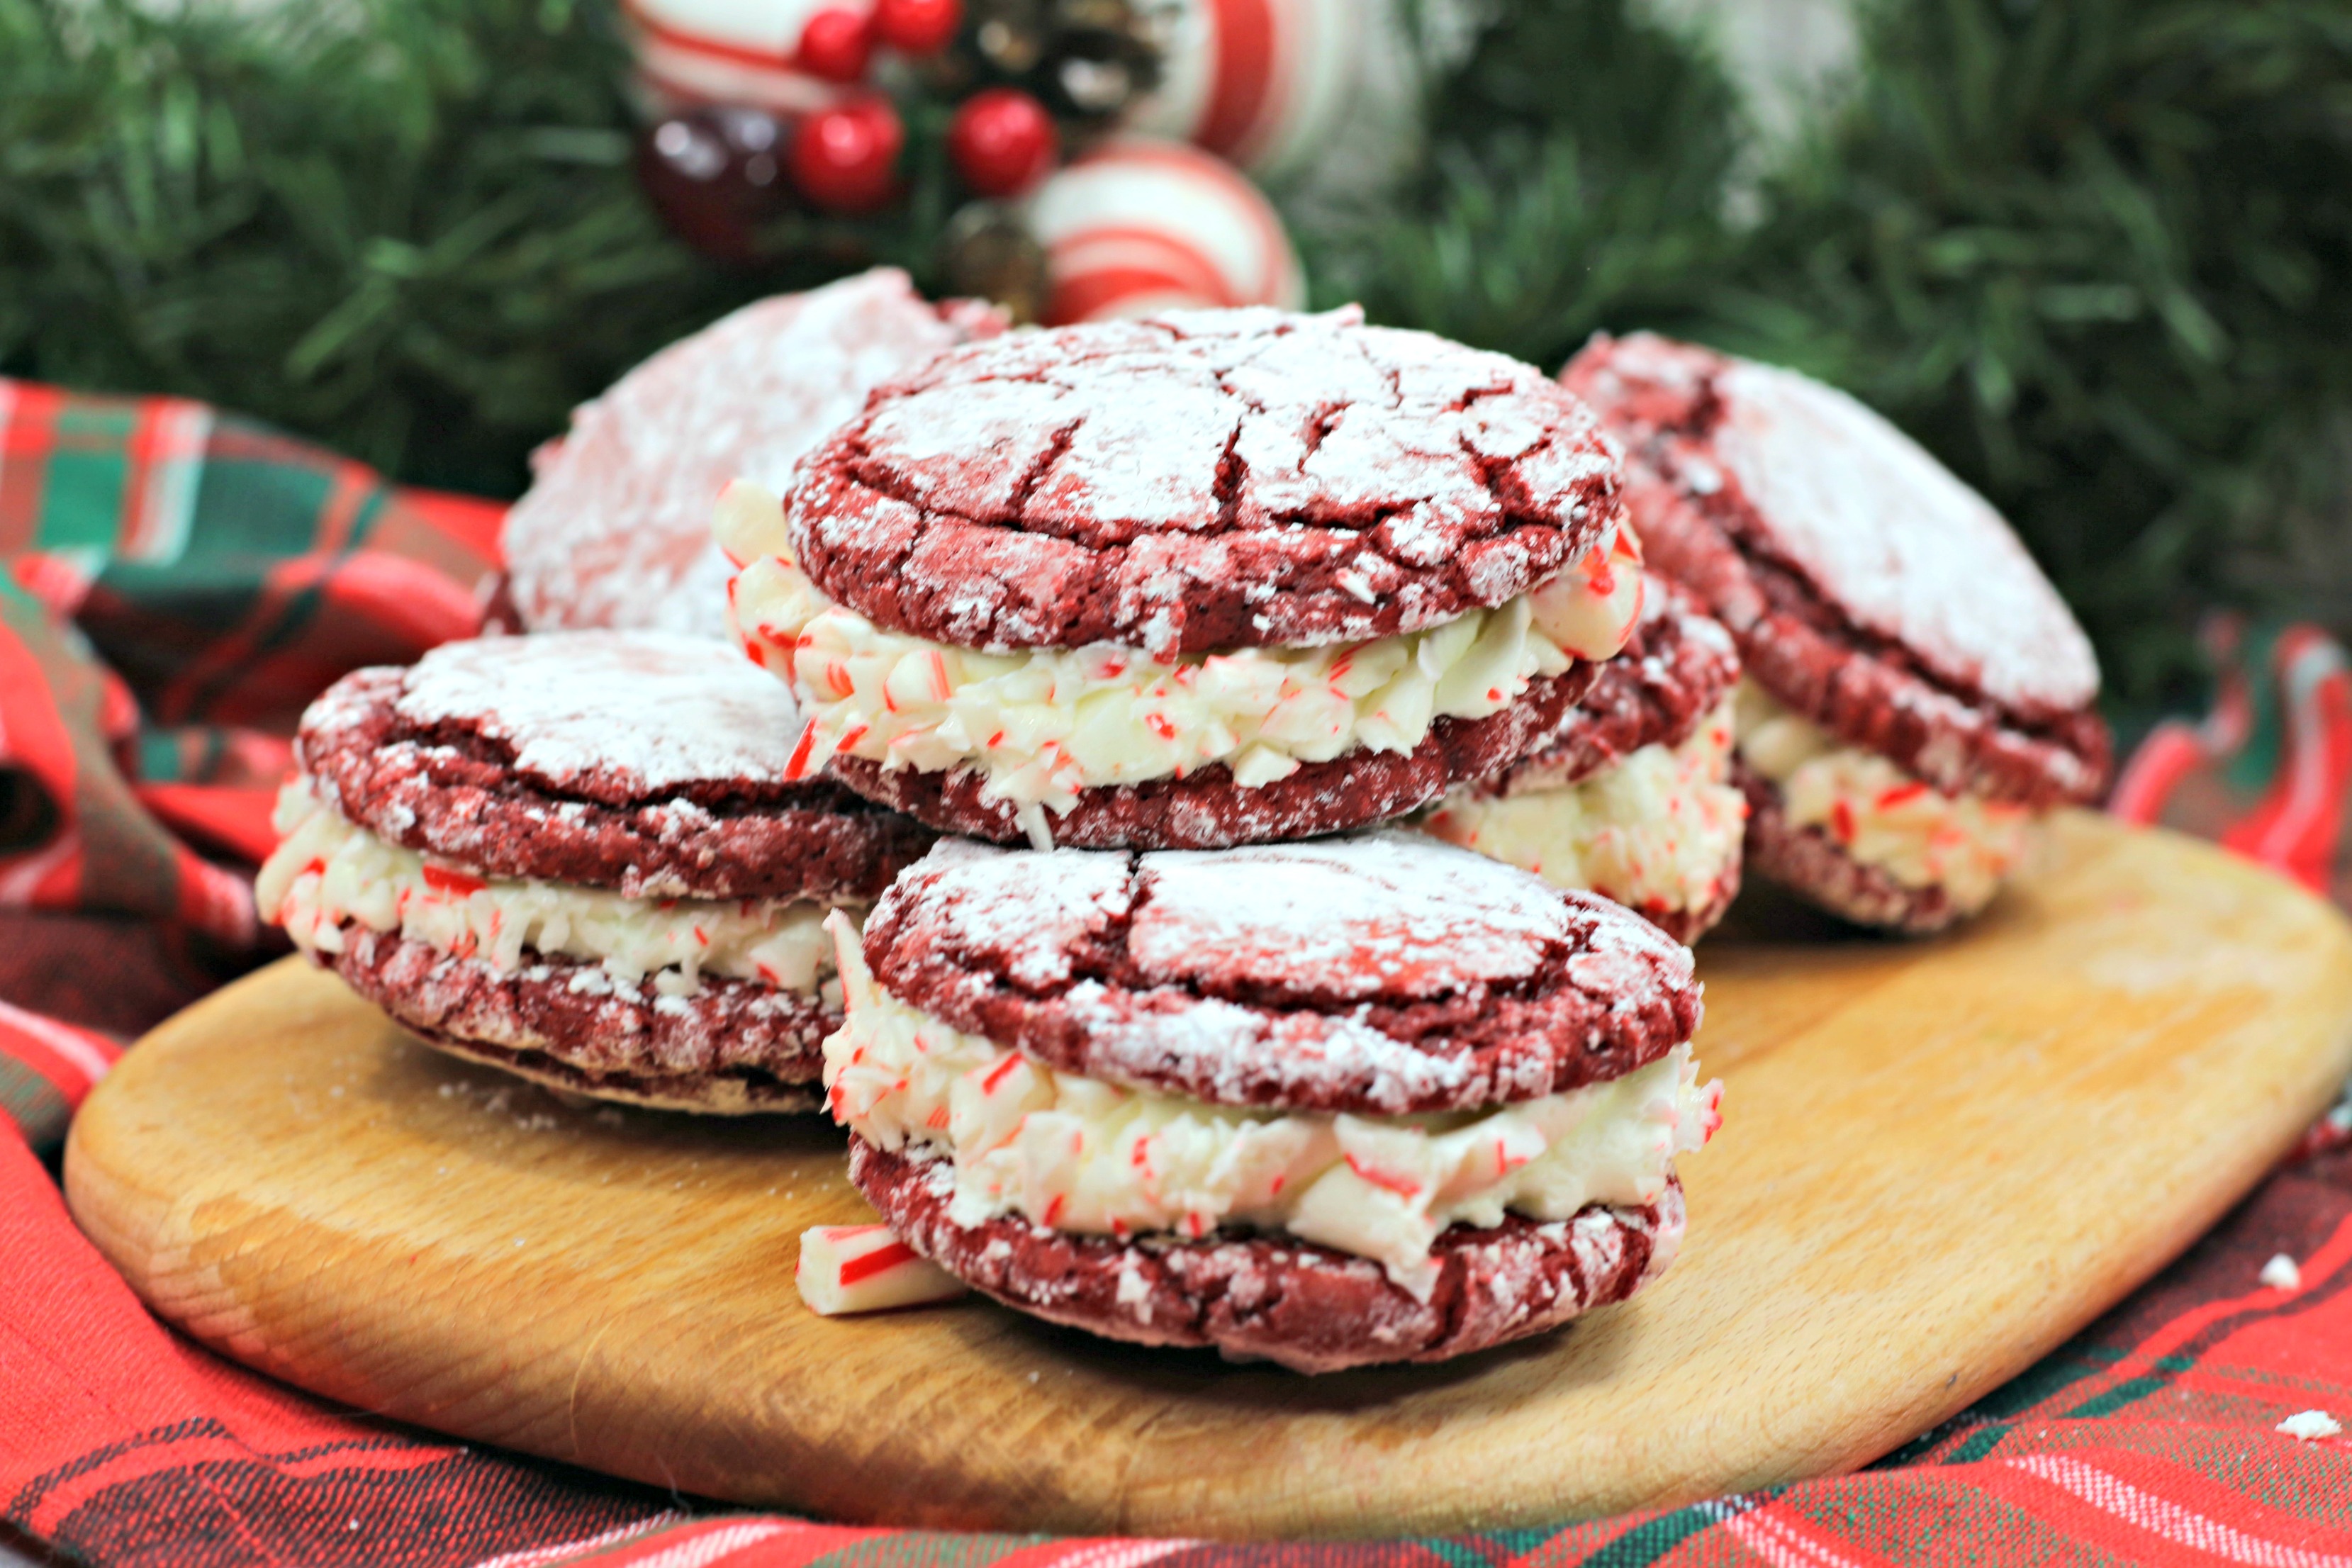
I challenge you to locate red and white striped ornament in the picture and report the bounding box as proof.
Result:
[622,0,870,116]
[1125,0,1364,179]
[1026,137,1303,325]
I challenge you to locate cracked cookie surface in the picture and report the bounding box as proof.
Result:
[300,633,932,901]
[858,833,1703,1116]
[785,306,1625,658]
[1563,332,2109,808]
[503,268,1003,637]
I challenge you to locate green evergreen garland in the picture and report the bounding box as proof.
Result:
[1727,0,2352,702]
[3,0,2347,703]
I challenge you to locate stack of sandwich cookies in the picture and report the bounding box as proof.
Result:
[258,631,934,1111]
[823,832,1721,1372]
[1419,570,1747,942]
[1563,333,2110,932]
[724,306,1648,851]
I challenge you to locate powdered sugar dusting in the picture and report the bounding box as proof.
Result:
[1131,834,1568,999]
[790,306,1621,656]
[503,268,1002,636]
[869,831,1701,1114]
[1711,361,2099,712]
[899,839,1134,990]
[396,631,805,792]
[1063,981,1475,1110]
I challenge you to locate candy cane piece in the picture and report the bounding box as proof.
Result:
[796,1224,968,1316]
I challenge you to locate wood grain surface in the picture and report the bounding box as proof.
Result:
[65,813,2352,1540]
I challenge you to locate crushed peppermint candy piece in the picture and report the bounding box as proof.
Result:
[796,1223,967,1316]
[2278,1410,2342,1442]
[2260,1253,2303,1291]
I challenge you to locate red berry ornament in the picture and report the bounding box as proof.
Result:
[948,88,1058,198]
[797,6,874,83]
[873,0,962,54]
[637,107,794,263]
[790,99,905,212]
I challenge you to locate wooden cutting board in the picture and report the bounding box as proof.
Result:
[64,813,2352,1540]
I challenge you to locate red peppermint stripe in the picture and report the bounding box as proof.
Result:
[1196,0,1277,162]
[615,0,805,72]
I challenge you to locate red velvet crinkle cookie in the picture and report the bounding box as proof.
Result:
[1418,573,1749,944]
[725,306,1652,851]
[501,268,1002,637]
[822,832,1721,1371]
[853,1141,1685,1374]
[1562,333,2112,931]
[787,306,1622,656]
[327,927,836,1114]
[259,630,935,1112]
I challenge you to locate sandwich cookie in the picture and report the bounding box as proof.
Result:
[257,630,934,1111]
[501,268,1004,637]
[1419,571,1747,942]
[824,832,1721,1372]
[1562,334,2110,932]
[724,305,1645,851]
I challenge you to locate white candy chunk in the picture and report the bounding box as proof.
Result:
[795,1224,967,1316]
[2278,1410,2341,1442]
[1421,695,1745,917]
[712,478,793,566]
[1528,526,1645,659]
[2260,1253,2302,1291]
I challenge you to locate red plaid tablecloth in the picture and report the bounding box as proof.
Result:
[5,379,2351,1567]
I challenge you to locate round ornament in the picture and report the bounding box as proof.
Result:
[1024,136,1303,325]
[947,87,1059,196]
[873,0,965,54]
[622,0,871,116]
[1124,0,1364,179]
[636,106,795,263]
[791,98,907,211]
[795,6,875,82]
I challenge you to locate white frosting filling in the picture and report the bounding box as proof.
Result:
[258,781,844,997]
[1735,683,2034,910]
[719,481,1645,832]
[1419,698,1746,917]
[822,914,1720,1301]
